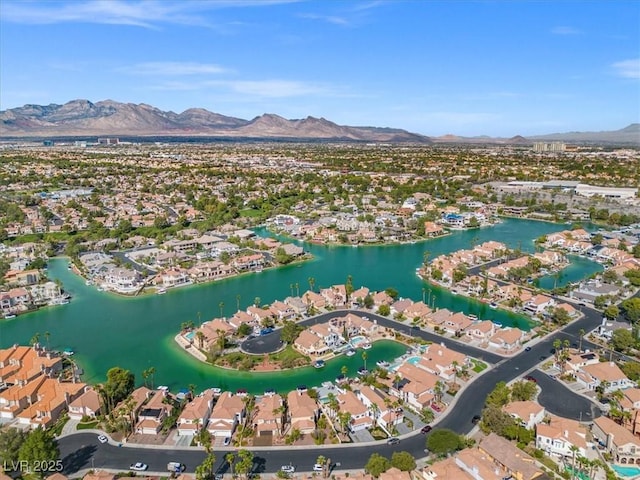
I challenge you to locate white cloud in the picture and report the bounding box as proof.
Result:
[0,0,300,28]
[120,62,230,76]
[612,58,640,79]
[551,26,582,35]
[298,13,351,26]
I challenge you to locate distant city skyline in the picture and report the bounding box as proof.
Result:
[1,0,638,137]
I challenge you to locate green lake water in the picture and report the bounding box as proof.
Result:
[0,218,600,393]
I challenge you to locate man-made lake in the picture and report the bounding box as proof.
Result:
[0,219,600,392]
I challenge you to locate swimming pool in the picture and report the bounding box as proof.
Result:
[350,336,368,348]
[612,465,640,477]
[184,331,195,341]
[390,355,421,371]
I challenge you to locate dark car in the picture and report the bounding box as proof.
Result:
[524,375,537,383]
[524,346,532,352]
[421,425,432,434]
[471,415,481,425]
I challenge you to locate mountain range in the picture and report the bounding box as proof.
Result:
[1,99,638,145]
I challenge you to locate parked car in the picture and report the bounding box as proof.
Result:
[387,437,400,445]
[471,415,481,425]
[167,462,186,473]
[281,465,295,474]
[420,425,432,434]
[97,434,108,444]
[130,463,148,472]
[524,346,532,352]
[223,436,231,446]
[524,375,537,383]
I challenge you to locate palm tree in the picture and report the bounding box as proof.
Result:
[569,445,579,480]
[195,330,205,349]
[225,452,236,477]
[341,365,348,379]
[434,380,445,404]
[451,360,459,386]
[423,250,430,266]
[30,332,40,347]
[308,276,316,292]
[362,351,368,371]
[146,366,156,389]
[188,383,197,399]
[290,283,295,297]
[578,328,585,351]
[219,301,225,318]
[236,294,241,311]
[44,331,51,350]
[254,297,261,307]
[295,282,299,297]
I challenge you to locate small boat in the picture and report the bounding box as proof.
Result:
[157,288,167,295]
[489,302,498,309]
[313,360,325,369]
[345,349,356,357]
[4,313,16,319]
[362,343,372,350]
[63,348,74,356]
[357,367,369,376]
[376,360,390,368]
[60,299,70,305]
[494,322,503,328]
[468,314,478,320]
[254,268,263,273]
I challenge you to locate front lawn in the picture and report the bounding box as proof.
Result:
[472,360,487,373]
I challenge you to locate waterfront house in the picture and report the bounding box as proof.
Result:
[188,261,234,281]
[442,312,473,336]
[68,388,101,420]
[350,287,370,306]
[488,328,526,352]
[15,377,86,428]
[159,268,191,288]
[102,266,141,294]
[425,308,452,329]
[207,392,245,438]
[286,390,317,435]
[577,362,635,393]
[302,290,326,310]
[320,285,347,308]
[269,301,296,320]
[392,363,439,411]
[135,389,173,435]
[227,311,255,330]
[424,221,445,237]
[465,320,496,342]
[0,345,62,386]
[309,323,344,349]
[372,291,394,306]
[535,414,588,459]
[417,344,470,381]
[390,298,414,316]
[592,416,640,465]
[177,389,215,436]
[247,306,275,325]
[293,330,330,356]
[332,390,371,432]
[523,294,555,315]
[403,301,432,323]
[503,400,545,429]
[253,393,284,437]
[355,385,403,433]
[232,253,265,271]
[197,319,235,350]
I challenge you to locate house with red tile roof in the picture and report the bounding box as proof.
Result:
[355,385,403,434]
[286,390,317,434]
[253,393,284,436]
[442,312,473,335]
[536,414,588,458]
[135,389,173,435]
[577,362,635,393]
[465,320,496,342]
[489,328,526,352]
[207,392,245,438]
[503,400,545,429]
[68,388,101,420]
[177,389,215,436]
[592,416,640,465]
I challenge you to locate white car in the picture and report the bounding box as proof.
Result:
[97,434,108,444]
[313,464,324,472]
[280,465,295,474]
[130,463,148,472]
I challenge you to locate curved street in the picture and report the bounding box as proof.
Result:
[58,302,606,475]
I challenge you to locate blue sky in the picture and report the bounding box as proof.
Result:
[1,0,638,137]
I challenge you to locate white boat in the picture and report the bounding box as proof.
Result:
[4,314,16,319]
[157,288,167,295]
[376,360,390,368]
[313,360,325,369]
[468,314,478,320]
[345,349,356,357]
[489,302,498,309]
[362,343,372,350]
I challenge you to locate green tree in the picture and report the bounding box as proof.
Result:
[195,453,216,480]
[622,298,640,323]
[621,361,640,382]
[103,367,135,412]
[377,304,391,316]
[0,427,27,465]
[18,427,59,473]
[426,429,464,457]
[611,329,636,353]
[485,381,511,407]
[390,451,416,471]
[364,453,391,478]
[280,320,303,343]
[604,305,620,321]
[235,449,254,480]
[510,380,537,401]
